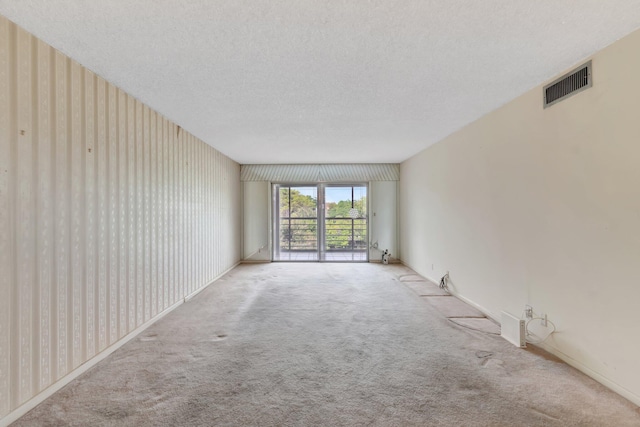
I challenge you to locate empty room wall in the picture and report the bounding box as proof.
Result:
[242,181,399,261]
[242,180,400,262]
[369,181,399,261]
[243,181,271,261]
[240,164,399,262]
[400,28,640,404]
[0,16,241,423]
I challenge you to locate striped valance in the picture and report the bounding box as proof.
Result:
[240,164,399,182]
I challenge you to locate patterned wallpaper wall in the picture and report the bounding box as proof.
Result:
[0,16,241,420]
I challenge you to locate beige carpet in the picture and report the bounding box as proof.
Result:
[13,263,640,426]
[398,274,501,335]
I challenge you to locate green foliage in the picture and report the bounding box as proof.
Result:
[279,188,317,250]
[325,195,367,249]
[325,219,366,249]
[326,196,367,218]
[279,188,316,218]
[278,188,367,251]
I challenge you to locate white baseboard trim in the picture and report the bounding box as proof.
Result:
[538,341,640,407]
[184,261,240,302]
[242,245,270,262]
[0,302,180,427]
[399,259,640,407]
[370,259,401,264]
[1,261,241,427]
[242,248,262,260]
[399,260,498,322]
[445,288,500,324]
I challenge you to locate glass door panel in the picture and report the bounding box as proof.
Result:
[273,185,318,261]
[322,185,368,262]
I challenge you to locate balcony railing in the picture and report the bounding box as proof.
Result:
[279,217,367,252]
[279,218,318,251]
[325,218,367,250]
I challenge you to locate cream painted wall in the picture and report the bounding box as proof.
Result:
[369,181,399,261]
[0,17,241,423]
[400,28,640,404]
[243,181,271,261]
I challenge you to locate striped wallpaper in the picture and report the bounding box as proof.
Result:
[0,16,241,420]
[241,163,400,182]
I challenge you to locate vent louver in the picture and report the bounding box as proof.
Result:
[543,61,592,108]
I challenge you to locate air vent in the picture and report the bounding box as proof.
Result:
[543,61,592,108]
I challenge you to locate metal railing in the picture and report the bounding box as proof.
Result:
[279,217,367,252]
[279,218,318,251]
[325,218,367,251]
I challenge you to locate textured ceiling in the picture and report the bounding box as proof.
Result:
[1,1,640,164]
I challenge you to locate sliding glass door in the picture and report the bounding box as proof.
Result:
[273,184,367,262]
[274,186,319,261]
[322,185,368,261]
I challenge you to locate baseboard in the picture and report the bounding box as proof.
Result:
[399,259,640,407]
[454,291,640,406]
[1,261,240,427]
[184,261,240,302]
[242,246,270,263]
[399,260,499,323]
[243,248,261,259]
[446,289,500,324]
[0,301,180,427]
[370,258,401,264]
[538,341,640,407]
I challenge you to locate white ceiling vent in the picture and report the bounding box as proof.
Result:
[543,61,592,108]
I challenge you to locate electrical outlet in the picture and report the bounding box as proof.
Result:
[525,305,533,319]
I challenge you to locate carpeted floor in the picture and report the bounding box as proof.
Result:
[13,263,640,426]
